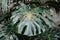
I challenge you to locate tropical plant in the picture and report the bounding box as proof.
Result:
[33,26,60,40]
[0,2,55,40]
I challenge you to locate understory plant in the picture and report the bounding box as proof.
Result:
[0,2,60,40]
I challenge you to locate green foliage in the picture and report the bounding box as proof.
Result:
[38,26,60,40]
[32,0,40,2]
[10,3,54,36]
[0,0,2,3]
[0,2,56,40]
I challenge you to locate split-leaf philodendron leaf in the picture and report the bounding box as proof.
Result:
[10,3,54,36]
[0,2,55,39]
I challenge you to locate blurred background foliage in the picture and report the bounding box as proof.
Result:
[0,0,2,3]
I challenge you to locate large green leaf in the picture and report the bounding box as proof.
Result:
[10,3,54,36]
